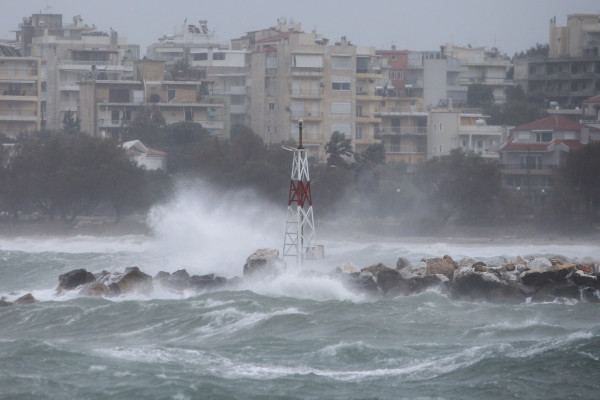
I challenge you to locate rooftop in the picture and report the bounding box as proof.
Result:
[513,115,582,132]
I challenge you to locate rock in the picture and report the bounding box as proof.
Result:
[531,282,580,303]
[166,269,192,290]
[337,263,360,274]
[79,282,109,297]
[473,262,488,273]
[570,270,598,288]
[576,264,594,275]
[57,269,96,292]
[528,258,552,269]
[109,267,153,295]
[15,293,37,304]
[458,258,477,268]
[243,249,286,278]
[375,266,401,295]
[549,255,569,266]
[452,270,526,303]
[410,261,427,277]
[189,274,225,290]
[409,274,449,294]
[0,296,12,307]
[521,263,577,287]
[426,258,455,280]
[396,257,411,270]
[154,271,171,280]
[582,288,600,303]
[442,255,458,269]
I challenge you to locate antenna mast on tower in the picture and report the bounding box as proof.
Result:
[283,120,320,267]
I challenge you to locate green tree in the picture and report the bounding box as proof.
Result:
[414,149,502,224]
[325,131,353,168]
[562,141,600,218]
[467,84,494,107]
[485,85,546,126]
[124,105,165,146]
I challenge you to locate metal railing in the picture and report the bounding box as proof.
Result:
[379,127,427,135]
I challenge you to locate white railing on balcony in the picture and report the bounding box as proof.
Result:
[379,127,427,135]
[291,89,321,97]
[384,144,425,154]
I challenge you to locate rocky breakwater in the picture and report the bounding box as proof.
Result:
[335,255,600,303]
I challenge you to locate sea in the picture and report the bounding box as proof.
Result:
[1,186,600,400]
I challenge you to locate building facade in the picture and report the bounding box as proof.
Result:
[78,60,228,139]
[0,55,42,137]
[16,13,139,131]
[515,14,600,108]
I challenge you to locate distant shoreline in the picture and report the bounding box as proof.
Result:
[1,215,599,246]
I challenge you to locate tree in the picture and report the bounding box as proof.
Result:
[467,84,494,107]
[562,141,600,218]
[485,85,546,126]
[124,105,165,146]
[414,149,502,224]
[513,43,549,59]
[325,131,353,168]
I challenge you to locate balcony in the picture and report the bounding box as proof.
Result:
[290,112,323,121]
[290,89,321,98]
[355,114,381,123]
[59,84,80,91]
[0,114,38,122]
[291,68,323,77]
[212,86,246,96]
[99,119,131,128]
[199,119,225,130]
[379,127,427,135]
[500,163,556,171]
[384,144,425,154]
[230,104,246,114]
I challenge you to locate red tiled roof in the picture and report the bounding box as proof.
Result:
[554,139,584,150]
[253,45,277,53]
[147,148,167,156]
[500,138,552,151]
[256,31,292,43]
[582,95,600,104]
[513,115,582,132]
[500,138,584,152]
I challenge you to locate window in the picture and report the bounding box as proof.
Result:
[332,56,352,70]
[268,102,275,111]
[291,102,304,117]
[332,80,351,91]
[193,53,208,61]
[390,70,403,80]
[534,131,553,142]
[185,108,193,121]
[168,89,176,101]
[331,102,351,114]
[124,110,131,121]
[356,57,369,73]
[213,52,225,60]
[356,124,363,140]
[111,110,120,122]
[108,88,129,103]
[294,54,323,68]
[391,55,397,61]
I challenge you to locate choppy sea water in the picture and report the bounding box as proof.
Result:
[2,234,600,400]
[1,188,600,399]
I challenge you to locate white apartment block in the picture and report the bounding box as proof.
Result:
[147,20,250,126]
[0,54,42,137]
[231,20,384,160]
[16,14,139,131]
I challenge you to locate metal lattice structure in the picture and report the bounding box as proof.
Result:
[283,120,318,267]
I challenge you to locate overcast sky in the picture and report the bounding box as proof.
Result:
[2,0,599,56]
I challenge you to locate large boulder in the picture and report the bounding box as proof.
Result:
[79,282,109,297]
[101,267,153,295]
[57,269,96,292]
[520,263,577,287]
[243,249,286,278]
[15,293,37,304]
[408,274,449,294]
[452,270,526,303]
[531,282,581,303]
[396,257,411,270]
[426,258,455,280]
[570,270,598,288]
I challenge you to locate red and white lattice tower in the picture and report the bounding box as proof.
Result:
[283,120,318,267]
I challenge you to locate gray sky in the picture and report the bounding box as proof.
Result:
[2,0,599,56]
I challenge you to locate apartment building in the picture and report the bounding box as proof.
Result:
[147,20,249,126]
[15,13,139,131]
[232,20,384,160]
[427,110,508,160]
[0,54,42,137]
[374,97,427,166]
[498,115,600,204]
[441,43,514,103]
[78,60,228,139]
[405,51,467,108]
[514,14,600,108]
[376,46,409,97]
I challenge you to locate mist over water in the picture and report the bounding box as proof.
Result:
[2,181,600,399]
